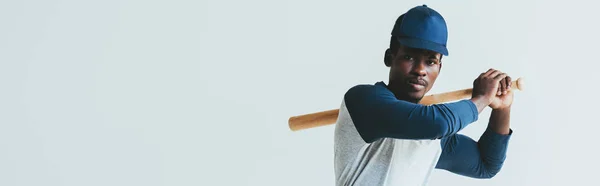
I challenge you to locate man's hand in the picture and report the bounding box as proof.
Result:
[470,69,508,113]
[489,75,514,110]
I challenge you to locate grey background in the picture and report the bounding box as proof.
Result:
[1,0,598,185]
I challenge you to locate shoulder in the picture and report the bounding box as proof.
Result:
[343,81,398,118]
[344,82,390,102]
[344,84,374,98]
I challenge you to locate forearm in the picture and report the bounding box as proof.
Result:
[436,107,513,178]
[469,96,490,114]
[436,127,513,179]
[488,106,511,135]
[475,107,513,177]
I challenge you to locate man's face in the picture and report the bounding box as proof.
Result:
[387,45,442,103]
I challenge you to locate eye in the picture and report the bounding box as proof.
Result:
[427,60,439,65]
[402,55,413,60]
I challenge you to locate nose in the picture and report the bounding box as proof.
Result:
[410,60,427,77]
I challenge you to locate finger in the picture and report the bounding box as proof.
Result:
[501,77,507,95]
[488,70,502,79]
[505,77,510,94]
[497,79,505,96]
[506,76,512,90]
[483,68,495,77]
[493,72,507,81]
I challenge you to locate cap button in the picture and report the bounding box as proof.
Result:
[423,4,427,7]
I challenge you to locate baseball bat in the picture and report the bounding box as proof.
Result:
[288,78,524,131]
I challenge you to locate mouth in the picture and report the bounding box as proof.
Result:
[406,78,426,90]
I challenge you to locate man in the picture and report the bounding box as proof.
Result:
[333,5,513,186]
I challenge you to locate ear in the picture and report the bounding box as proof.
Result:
[384,48,392,67]
[437,54,443,72]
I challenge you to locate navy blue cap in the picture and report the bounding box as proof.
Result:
[391,5,449,56]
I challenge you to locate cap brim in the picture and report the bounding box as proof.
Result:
[397,37,448,56]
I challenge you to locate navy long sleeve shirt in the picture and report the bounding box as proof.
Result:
[334,81,512,185]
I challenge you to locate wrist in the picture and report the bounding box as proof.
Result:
[470,96,491,113]
[492,105,511,112]
[471,95,492,106]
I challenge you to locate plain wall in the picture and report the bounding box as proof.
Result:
[1,0,599,185]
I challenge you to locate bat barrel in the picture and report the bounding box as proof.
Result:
[288,109,339,131]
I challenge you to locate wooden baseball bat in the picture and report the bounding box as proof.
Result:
[288,78,524,131]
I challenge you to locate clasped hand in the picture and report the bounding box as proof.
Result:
[472,68,514,110]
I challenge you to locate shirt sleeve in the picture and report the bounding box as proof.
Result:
[343,83,480,143]
[435,128,513,179]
